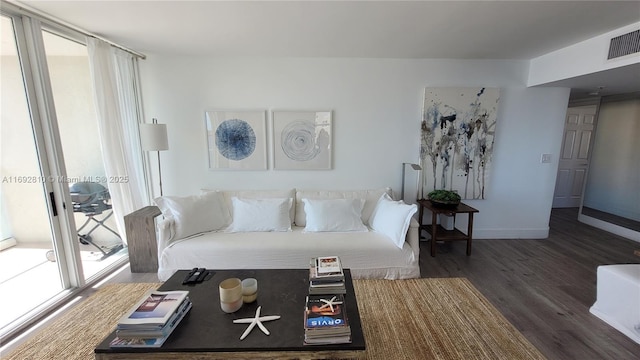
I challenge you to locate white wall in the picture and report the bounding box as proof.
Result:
[528,22,640,87]
[583,97,640,220]
[140,56,570,239]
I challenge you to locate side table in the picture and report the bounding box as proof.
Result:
[417,199,479,257]
[124,205,162,272]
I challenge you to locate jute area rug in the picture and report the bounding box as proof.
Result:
[3,278,545,360]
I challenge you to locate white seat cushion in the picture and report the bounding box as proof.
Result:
[158,227,419,281]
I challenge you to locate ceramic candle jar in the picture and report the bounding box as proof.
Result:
[241,278,258,303]
[219,278,243,313]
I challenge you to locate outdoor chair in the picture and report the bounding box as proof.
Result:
[46,182,123,261]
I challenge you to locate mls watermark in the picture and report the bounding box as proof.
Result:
[2,175,129,184]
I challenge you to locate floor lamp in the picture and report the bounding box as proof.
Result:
[401,162,422,201]
[140,118,169,197]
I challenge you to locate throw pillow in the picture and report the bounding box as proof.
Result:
[228,197,293,232]
[302,198,368,232]
[154,191,231,240]
[369,193,417,249]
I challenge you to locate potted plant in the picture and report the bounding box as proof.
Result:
[427,189,461,207]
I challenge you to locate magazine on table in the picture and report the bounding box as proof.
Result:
[304,334,352,345]
[110,300,192,348]
[309,265,344,283]
[116,289,189,327]
[316,256,343,275]
[304,294,349,329]
[309,280,346,288]
[308,285,346,295]
[303,294,351,345]
[116,298,192,338]
[309,257,344,281]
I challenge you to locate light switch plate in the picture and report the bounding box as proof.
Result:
[541,153,552,163]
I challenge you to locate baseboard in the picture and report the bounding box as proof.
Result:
[418,227,550,240]
[0,238,17,251]
[472,228,550,239]
[579,214,640,243]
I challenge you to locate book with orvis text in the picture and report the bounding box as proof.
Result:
[304,294,349,329]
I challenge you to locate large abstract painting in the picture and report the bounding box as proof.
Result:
[420,87,500,199]
[206,110,267,170]
[272,111,332,170]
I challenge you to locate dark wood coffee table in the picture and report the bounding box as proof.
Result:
[95,269,365,359]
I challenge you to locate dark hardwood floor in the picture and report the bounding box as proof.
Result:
[3,208,639,359]
[420,208,640,360]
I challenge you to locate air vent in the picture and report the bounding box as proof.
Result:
[608,29,640,59]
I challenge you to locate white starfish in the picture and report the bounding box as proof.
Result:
[232,306,281,340]
[317,296,343,312]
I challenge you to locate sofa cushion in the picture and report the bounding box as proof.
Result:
[227,197,293,232]
[295,188,391,227]
[154,191,230,240]
[158,226,420,281]
[369,193,418,249]
[302,198,368,232]
[203,189,296,224]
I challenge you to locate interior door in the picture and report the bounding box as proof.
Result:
[552,105,598,208]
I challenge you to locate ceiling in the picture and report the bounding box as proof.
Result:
[9,0,640,99]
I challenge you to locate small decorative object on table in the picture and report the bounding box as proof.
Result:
[233,306,281,340]
[241,278,258,303]
[427,189,461,207]
[219,278,243,313]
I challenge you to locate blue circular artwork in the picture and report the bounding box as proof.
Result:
[280,120,320,161]
[215,119,256,161]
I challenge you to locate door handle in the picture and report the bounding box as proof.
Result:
[49,192,58,216]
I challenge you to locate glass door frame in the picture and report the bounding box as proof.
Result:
[1,10,84,340]
[21,14,86,284]
[2,2,135,342]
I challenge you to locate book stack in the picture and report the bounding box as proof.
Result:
[309,256,346,295]
[303,294,351,345]
[304,256,351,345]
[109,289,192,348]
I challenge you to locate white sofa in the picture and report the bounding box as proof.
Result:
[155,188,420,281]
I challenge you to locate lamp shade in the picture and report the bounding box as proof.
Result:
[139,123,168,151]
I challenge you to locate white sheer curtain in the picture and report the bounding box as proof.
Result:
[87,37,148,244]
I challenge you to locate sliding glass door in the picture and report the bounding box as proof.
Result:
[0,12,128,340]
[0,14,68,334]
[42,30,127,278]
